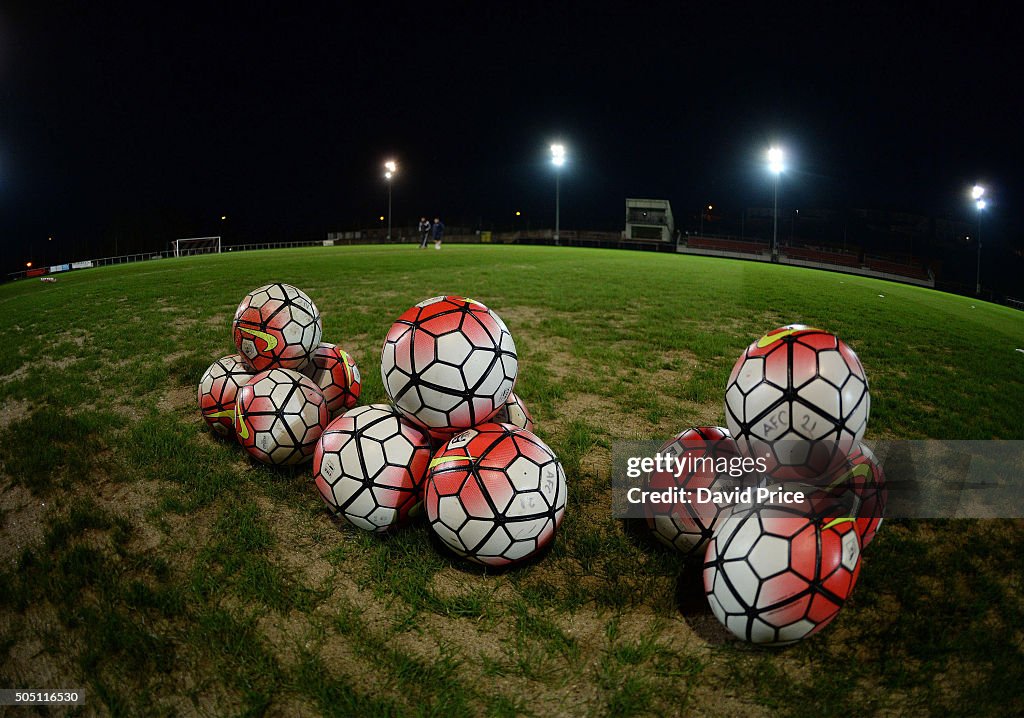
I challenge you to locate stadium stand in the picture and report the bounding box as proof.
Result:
[781,246,861,267]
[686,237,769,254]
[864,257,930,281]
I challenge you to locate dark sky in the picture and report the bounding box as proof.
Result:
[1,1,1021,272]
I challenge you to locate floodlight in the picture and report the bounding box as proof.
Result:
[550,144,566,167]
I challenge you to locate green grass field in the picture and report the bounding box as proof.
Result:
[1,244,1022,717]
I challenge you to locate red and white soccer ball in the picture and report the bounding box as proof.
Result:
[235,368,329,465]
[724,325,870,482]
[313,404,432,532]
[644,427,744,557]
[825,442,886,549]
[381,296,518,440]
[306,342,361,416]
[490,391,534,432]
[424,423,566,567]
[703,497,862,645]
[197,354,255,437]
[232,284,322,372]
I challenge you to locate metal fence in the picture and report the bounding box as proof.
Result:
[6,229,646,283]
[6,232,1022,310]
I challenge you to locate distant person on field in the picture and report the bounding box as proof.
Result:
[432,217,445,250]
[418,217,432,249]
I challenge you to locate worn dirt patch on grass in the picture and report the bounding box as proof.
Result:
[205,312,229,328]
[54,328,93,349]
[496,304,553,329]
[256,494,336,590]
[0,483,50,567]
[159,385,196,413]
[0,356,79,384]
[0,604,83,689]
[0,399,31,428]
[93,477,166,555]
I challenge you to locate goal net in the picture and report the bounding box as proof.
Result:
[172,236,221,257]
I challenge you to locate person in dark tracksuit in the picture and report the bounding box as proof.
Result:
[432,217,445,250]
[418,217,432,249]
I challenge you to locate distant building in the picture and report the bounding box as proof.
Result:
[625,199,674,242]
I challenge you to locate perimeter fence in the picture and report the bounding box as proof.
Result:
[7,229,1023,310]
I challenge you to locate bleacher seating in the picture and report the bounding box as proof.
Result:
[683,236,929,283]
[781,246,861,267]
[686,237,769,254]
[864,257,930,280]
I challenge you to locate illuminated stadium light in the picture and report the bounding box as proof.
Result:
[971,184,985,200]
[383,159,398,239]
[768,147,784,174]
[700,204,714,236]
[550,143,566,167]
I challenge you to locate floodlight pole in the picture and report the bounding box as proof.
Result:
[554,170,560,245]
[550,143,565,246]
[975,208,982,296]
[384,160,397,241]
[772,174,779,262]
[700,204,713,237]
[767,147,783,263]
[971,185,985,296]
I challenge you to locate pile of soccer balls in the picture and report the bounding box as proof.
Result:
[197,284,359,465]
[643,325,884,646]
[314,295,566,567]
[198,288,566,568]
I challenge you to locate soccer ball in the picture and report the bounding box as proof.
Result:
[197,354,255,437]
[232,284,322,372]
[235,368,329,465]
[643,427,745,557]
[824,442,886,549]
[724,325,870,482]
[424,423,566,566]
[306,342,361,416]
[703,496,862,645]
[313,404,431,532]
[381,296,518,440]
[490,391,534,432]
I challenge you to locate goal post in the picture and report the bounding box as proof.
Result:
[172,236,222,257]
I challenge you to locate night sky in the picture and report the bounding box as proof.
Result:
[1,2,1021,274]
